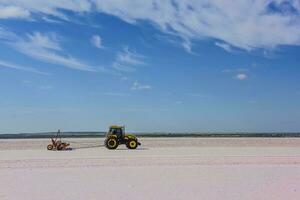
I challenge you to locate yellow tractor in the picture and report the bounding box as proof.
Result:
[105,125,141,149]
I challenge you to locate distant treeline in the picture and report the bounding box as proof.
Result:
[0,132,300,139]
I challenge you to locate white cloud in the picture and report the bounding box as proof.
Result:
[112,62,135,72]
[0,6,30,19]
[0,59,49,75]
[182,39,193,54]
[0,29,116,73]
[222,68,250,80]
[215,42,233,53]
[90,35,103,49]
[235,73,248,80]
[117,47,145,65]
[27,32,61,51]
[112,47,146,72]
[131,81,152,90]
[2,31,97,72]
[92,0,300,51]
[2,1,300,52]
[42,16,62,24]
[0,0,91,20]
[0,27,18,40]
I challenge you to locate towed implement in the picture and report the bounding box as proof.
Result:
[47,130,70,151]
[105,125,141,150]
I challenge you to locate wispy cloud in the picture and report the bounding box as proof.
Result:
[0,59,49,75]
[112,47,146,72]
[90,35,103,49]
[0,27,18,41]
[2,1,300,53]
[2,31,97,72]
[112,62,135,72]
[117,47,145,65]
[42,16,63,24]
[13,32,97,72]
[0,1,91,20]
[222,68,250,80]
[215,42,233,53]
[0,6,30,19]
[131,81,152,90]
[92,1,300,52]
[182,39,193,54]
[235,73,248,80]
[27,32,61,51]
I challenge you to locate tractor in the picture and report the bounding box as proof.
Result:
[104,125,141,149]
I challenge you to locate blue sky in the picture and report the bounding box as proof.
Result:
[0,1,300,133]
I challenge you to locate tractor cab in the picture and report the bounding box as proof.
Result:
[107,125,125,140]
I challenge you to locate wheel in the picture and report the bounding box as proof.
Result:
[105,137,119,149]
[47,144,54,150]
[126,139,138,149]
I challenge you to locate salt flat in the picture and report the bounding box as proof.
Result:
[0,138,300,200]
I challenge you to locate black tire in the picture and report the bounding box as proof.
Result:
[105,137,119,149]
[47,144,54,150]
[126,139,138,149]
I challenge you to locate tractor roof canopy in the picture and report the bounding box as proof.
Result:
[109,125,124,129]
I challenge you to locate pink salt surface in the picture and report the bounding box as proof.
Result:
[0,137,300,200]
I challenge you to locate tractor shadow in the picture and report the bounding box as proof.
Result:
[114,147,149,151]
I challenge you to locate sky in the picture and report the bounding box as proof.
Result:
[0,0,300,133]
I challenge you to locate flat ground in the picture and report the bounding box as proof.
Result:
[0,138,300,200]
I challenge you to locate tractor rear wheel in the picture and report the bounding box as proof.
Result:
[105,137,119,149]
[47,144,54,150]
[126,139,138,149]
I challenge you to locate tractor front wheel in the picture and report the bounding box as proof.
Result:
[126,139,138,149]
[105,137,119,149]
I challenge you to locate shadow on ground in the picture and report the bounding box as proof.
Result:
[70,145,148,151]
